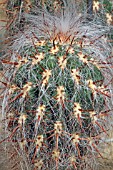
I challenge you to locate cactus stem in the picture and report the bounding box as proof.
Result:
[95,121,108,135]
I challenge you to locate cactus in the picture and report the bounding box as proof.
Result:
[1,1,113,170]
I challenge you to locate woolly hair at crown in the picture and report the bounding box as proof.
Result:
[8,0,111,61]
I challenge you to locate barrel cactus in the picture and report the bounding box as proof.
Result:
[1,2,112,170]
